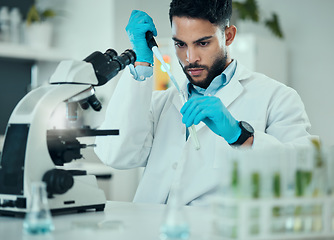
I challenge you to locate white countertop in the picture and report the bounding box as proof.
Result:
[1,201,333,240]
[0,201,212,240]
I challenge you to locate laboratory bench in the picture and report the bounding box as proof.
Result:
[0,201,211,240]
[1,200,333,240]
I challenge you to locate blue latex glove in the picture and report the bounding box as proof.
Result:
[180,96,241,144]
[126,10,157,65]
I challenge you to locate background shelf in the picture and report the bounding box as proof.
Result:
[0,43,70,62]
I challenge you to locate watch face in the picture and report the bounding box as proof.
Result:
[241,121,254,133]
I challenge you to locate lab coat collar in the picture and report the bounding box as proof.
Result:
[172,62,251,131]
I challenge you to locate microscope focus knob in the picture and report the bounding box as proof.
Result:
[42,169,74,197]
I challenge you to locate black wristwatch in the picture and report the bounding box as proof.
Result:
[230,121,254,146]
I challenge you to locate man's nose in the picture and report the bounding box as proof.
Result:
[186,47,200,64]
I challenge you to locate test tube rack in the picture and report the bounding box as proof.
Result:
[211,196,334,240]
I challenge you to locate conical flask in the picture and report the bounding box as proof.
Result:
[23,182,54,234]
[160,185,190,240]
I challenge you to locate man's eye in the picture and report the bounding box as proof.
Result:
[198,42,209,47]
[175,42,185,48]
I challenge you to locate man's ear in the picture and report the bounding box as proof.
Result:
[225,25,237,46]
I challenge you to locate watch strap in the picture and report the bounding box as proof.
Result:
[230,121,254,146]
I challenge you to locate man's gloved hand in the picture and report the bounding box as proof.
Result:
[126,10,157,65]
[180,96,241,144]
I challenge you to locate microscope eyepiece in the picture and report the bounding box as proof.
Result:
[105,49,118,60]
[84,48,136,86]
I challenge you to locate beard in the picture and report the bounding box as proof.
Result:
[181,51,228,89]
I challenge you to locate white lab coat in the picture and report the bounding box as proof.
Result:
[95,62,314,205]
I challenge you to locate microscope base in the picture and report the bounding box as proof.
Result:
[0,203,105,218]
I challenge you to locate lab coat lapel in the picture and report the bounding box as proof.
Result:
[215,63,250,108]
[215,76,243,108]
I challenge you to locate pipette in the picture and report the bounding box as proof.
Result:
[146,32,200,150]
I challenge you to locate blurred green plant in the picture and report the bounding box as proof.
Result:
[232,0,284,39]
[311,138,326,197]
[311,138,323,168]
[251,172,260,199]
[26,4,56,25]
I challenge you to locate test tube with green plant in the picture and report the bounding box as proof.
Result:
[251,172,260,199]
[310,139,326,232]
[310,139,326,197]
[294,148,313,233]
[272,172,281,215]
[231,160,239,196]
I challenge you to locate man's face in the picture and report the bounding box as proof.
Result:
[171,16,230,89]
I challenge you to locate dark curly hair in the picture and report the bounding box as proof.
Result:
[169,0,232,29]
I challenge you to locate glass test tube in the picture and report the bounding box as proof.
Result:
[179,90,200,150]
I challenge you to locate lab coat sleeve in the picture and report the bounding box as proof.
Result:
[94,66,154,169]
[252,85,317,148]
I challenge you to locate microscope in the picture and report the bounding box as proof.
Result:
[0,48,136,216]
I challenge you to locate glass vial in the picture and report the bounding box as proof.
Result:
[0,6,10,42]
[23,182,54,234]
[9,8,22,44]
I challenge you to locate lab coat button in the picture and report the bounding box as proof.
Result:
[140,75,145,81]
[172,162,178,170]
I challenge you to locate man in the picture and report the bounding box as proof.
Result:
[95,0,314,205]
